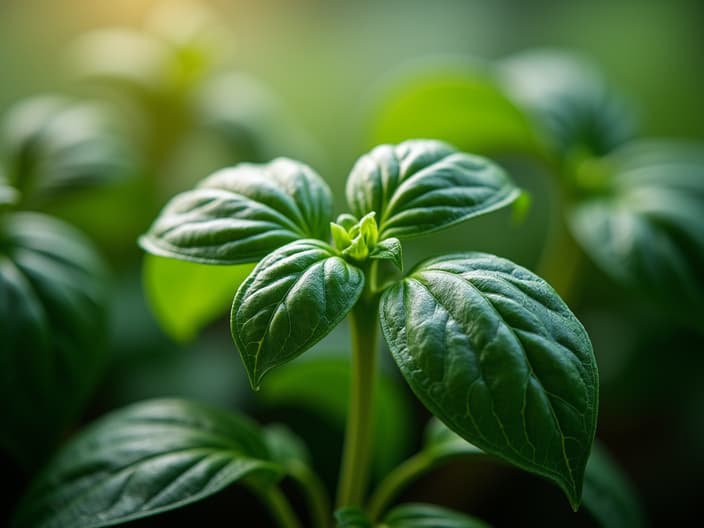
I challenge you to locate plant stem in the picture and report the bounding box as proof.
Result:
[263,486,303,528]
[336,299,379,508]
[367,452,433,521]
[290,461,331,528]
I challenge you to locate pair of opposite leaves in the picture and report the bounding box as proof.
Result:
[141,139,598,508]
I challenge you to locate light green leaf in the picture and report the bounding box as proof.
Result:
[569,141,704,320]
[379,253,598,509]
[583,443,646,528]
[231,240,364,389]
[382,503,490,528]
[12,399,283,528]
[346,140,520,240]
[0,95,133,202]
[143,254,254,342]
[370,238,403,271]
[370,58,539,156]
[0,213,108,469]
[499,50,636,160]
[259,357,415,478]
[140,158,333,264]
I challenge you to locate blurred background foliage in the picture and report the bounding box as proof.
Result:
[1,0,703,526]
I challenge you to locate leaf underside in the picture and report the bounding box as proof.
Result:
[380,252,598,509]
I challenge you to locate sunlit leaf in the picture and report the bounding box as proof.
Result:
[380,253,598,509]
[143,254,254,342]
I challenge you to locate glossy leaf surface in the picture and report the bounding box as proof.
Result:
[570,141,704,320]
[143,254,254,342]
[231,240,364,389]
[380,253,598,508]
[140,158,333,264]
[0,213,108,468]
[13,399,282,528]
[383,503,490,528]
[346,140,520,240]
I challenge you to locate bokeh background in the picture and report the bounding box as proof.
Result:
[1,0,703,526]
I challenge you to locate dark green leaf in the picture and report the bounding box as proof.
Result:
[143,254,255,342]
[379,253,598,509]
[140,159,333,264]
[259,357,415,478]
[335,507,373,528]
[231,240,364,389]
[346,140,520,240]
[12,399,283,528]
[0,213,108,469]
[0,96,133,202]
[383,503,490,528]
[263,423,312,468]
[370,58,539,156]
[370,237,403,271]
[583,443,646,528]
[499,50,636,160]
[569,141,704,320]
[423,417,483,461]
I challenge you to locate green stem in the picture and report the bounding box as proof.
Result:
[367,453,433,521]
[336,299,379,508]
[263,486,303,528]
[290,461,331,528]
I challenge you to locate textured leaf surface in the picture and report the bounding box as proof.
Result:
[380,253,598,508]
[141,159,332,264]
[231,240,364,388]
[13,399,282,528]
[346,140,519,240]
[143,254,254,342]
[0,96,133,201]
[499,50,636,159]
[370,59,539,156]
[570,141,704,320]
[0,213,108,468]
[383,503,490,528]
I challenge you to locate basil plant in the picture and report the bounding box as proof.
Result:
[14,140,599,528]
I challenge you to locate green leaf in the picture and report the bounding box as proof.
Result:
[583,443,646,528]
[370,58,539,156]
[231,240,364,389]
[499,50,636,160]
[346,140,520,240]
[335,507,373,528]
[143,254,255,342]
[12,399,283,528]
[0,95,134,202]
[0,171,19,209]
[423,417,484,461]
[259,357,415,478]
[382,503,490,528]
[0,212,108,469]
[379,253,598,509]
[140,158,333,264]
[370,238,403,271]
[569,141,704,320]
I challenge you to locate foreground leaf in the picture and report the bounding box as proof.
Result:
[140,158,333,264]
[13,399,283,528]
[143,254,254,342]
[380,253,598,509]
[0,213,108,469]
[383,503,490,528]
[231,240,364,389]
[346,140,520,240]
[569,141,704,321]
